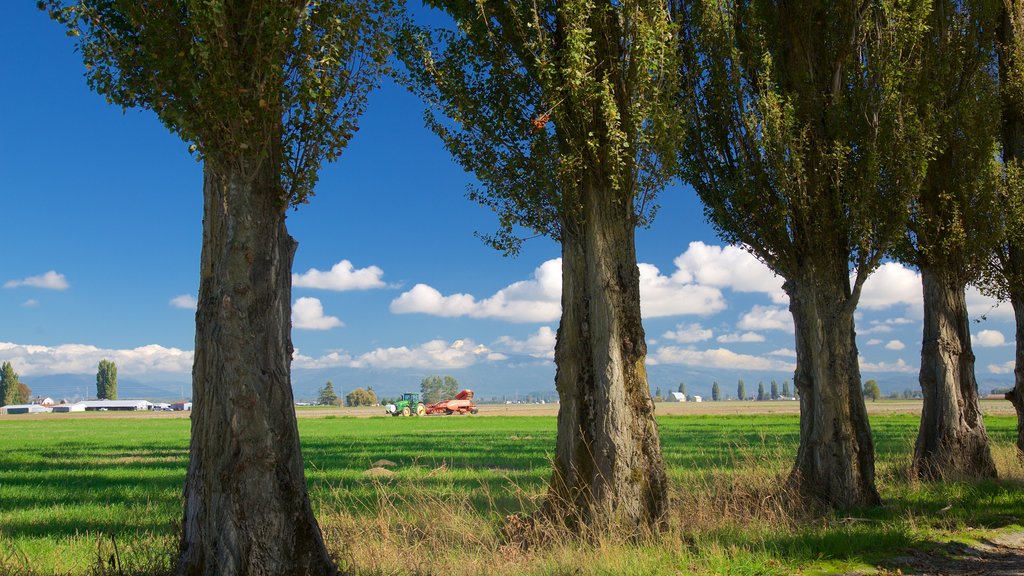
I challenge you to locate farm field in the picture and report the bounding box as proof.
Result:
[1,403,1023,575]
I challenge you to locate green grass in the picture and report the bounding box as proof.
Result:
[0,414,1022,574]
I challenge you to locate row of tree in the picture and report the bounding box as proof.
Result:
[0,359,116,406]
[38,0,1024,572]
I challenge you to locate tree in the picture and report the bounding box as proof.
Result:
[782,380,791,398]
[678,382,686,396]
[96,359,117,400]
[317,381,339,406]
[655,387,663,402]
[0,362,19,406]
[994,0,1024,458]
[15,382,32,404]
[737,379,746,402]
[757,382,766,401]
[891,0,999,481]
[711,381,721,401]
[863,380,882,402]
[398,0,678,533]
[345,387,377,407]
[770,380,779,400]
[44,1,390,573]
[420,375,458,404]
[677,0,930,507]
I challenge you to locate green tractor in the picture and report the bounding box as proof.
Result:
[385,392,426,417]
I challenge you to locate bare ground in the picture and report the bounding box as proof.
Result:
[880,532,1024,576]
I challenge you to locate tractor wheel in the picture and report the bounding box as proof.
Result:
[445,409,454,415]
[416,403,426,416]
[470,408,478,414]
[401,406,411,417]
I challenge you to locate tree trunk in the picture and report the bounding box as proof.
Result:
[1005,253,1024,456]
[546,174,668,536]
[913,266,996,479]
[787,267,880,509]
[176,164,336,576]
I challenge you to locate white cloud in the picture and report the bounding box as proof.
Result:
[293,338,497,370]
[974,329,1008,348]
[390,259,562,322]
[866,339,882,346]
[0,342,193,376]
[966,288,1016,321]
[672,241,787,303]
[767,348,797,358]
[989,361,1015,375]
[4,271,69,290]
[293,260,388,291]
[858,263,921,310]
[170,294,197,310]
[292,297,343,330]
[716,332,766,343]
[662,323,714,344]
[885,340,906,351]
[653,346,796,371]
[494,327,557,360]
[638,263,727,318]
[859,356,916,373]
[738,305,793,332]
[20,299,39,308]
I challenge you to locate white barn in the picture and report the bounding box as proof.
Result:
[1,404,53,415]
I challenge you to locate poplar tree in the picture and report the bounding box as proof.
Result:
[43,1,391,573]
[676,0,930,507]
[995,0,1024,457]
[737,379,746,401]
[0,362,19,406]
[711,381,720,401]
[897,0,998,480]
[398,0,679,533]
[96,359,117,400]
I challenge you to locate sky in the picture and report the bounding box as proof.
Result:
[0,3,1019,401]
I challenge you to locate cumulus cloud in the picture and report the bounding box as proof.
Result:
[4,271,69,290]
[391,259,562,322]
[767,348,796,358]
[858,263,921,310]
[170,294,197,310]
[974,329,1008,348]
[293,338,499,370]
[885,340,906,351]
[672,241,787,303]
[989,361,1015,375]
[293,260,388,291]
[866,339,882,346]
[0,342,193,376]
[738,305,793,332]
[638,263,727,317]
[292,297,343,330]
[652,346,796,371]
[966,287,1014,321]
[494,327,557,360]
[662,323,714,344]
[859,357,916,373]
[716,332,765,343]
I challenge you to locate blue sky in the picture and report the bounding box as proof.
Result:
[1,3,1019,400]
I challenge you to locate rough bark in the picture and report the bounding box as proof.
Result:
[787,266,880,509]
[913,267,996,479]
[1005,274,1024,456]
[176,163,335,576]
[547,173,669,536]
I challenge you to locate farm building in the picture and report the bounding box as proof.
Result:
[2,404,53,415]
[76,400,152,411]
[171,402,192,411]
[667,392,686,402]
[52,403,86,413]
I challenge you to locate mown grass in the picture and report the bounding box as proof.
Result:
[0,412,1022,574]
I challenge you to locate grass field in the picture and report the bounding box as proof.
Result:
[1,402,1023,574]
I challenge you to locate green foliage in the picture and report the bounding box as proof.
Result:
[95,359,117,400]
[0,362,19,406]
[318,381,339,406]
[863,379,882,402]
[345,387,377,407]
[395,0,682,254]
[420,375,458,404]
[782,380,791,398]
[678,382,686,395]
[770,380,779,401]
[757,382,766,401]
[737,379,745,401]
[40,0,393,206]
[676,0,931,290]
[15,382,32,405]
[711,381,720,401]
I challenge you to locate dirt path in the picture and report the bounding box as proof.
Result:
[883,532,1024,575]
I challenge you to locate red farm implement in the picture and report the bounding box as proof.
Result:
[425,389,479,415]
